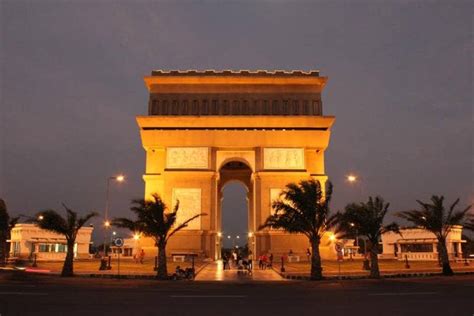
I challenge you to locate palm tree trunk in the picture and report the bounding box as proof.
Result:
[61,241,75,277]
[438,238,453,276]
[369,245,380,278]
[310,238,323,280]
[156,242,168,280]
[0,238,6,266]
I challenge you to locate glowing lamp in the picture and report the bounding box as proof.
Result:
[347,175,357,182]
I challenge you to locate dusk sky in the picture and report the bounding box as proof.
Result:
[1,1,472,243]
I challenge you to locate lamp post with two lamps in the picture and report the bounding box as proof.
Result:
[103,174,125,257]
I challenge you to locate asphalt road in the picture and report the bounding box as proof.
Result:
[0,273,473,316]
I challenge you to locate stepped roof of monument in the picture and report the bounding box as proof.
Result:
[150,70,320,77]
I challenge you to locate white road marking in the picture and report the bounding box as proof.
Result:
[369,292,437,296]
[0,292,48,296]
[170,295,247,298]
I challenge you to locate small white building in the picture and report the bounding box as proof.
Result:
[381,225,465,261]
[9,223,93,261]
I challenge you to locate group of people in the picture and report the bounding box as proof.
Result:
[133,249,145,264]
[257,253,274,269]
[222,251,253,272]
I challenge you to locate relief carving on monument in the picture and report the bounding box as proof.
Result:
[263,148,304,170]
[166,147,209,169]
[172,188,202,230]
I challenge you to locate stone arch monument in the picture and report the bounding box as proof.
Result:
[136,70,335,260]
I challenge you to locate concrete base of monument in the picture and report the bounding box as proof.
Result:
[128,231,346,262]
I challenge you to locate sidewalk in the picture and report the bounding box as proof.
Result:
[273,259,474,279]
[195,260,285,281]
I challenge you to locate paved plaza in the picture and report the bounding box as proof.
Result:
[195,260,284,281]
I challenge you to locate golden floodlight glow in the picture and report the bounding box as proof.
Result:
[133,233,140,240]
[329,234,336,241]
[217,232,222,238]
[347,175,357,182]
[248,232,253,238]
[38,215,44,220]
[116,175,125,182]
[104,220,111,227]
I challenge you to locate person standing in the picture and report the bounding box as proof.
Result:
[269,253,274,268]
[223,254,229,270]
[248,251,253,270]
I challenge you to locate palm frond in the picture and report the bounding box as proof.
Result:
[167,213,207,241]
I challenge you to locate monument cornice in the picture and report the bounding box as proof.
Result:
[144,70,327,93]
[136,115,335,129]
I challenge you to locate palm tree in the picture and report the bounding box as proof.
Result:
[35,205,97,277]
[259,179,337,280]
[113,193,205,280]
[464,215,474,232]
[336,196,399,278]
[0,199,21,266]
[398,195,472,276]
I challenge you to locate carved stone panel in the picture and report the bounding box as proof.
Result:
[263,148,304,170]
[166,147,209,169]
[172,188,202,230]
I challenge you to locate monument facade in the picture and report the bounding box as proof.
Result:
[136,70,335,260]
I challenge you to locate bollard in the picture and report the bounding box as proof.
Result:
[99,257,107,270]
[107,255,112,270]
[32,253,38,268]
[404,255,410,269]
[280,256,286,273]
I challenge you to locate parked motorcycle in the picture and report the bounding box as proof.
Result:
[171,266,195,280]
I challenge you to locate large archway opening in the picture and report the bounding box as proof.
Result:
[218,161,253,259]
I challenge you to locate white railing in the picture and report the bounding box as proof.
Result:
[399,252,437,261]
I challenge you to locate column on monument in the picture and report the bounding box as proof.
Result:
[211,172,220,260]
[144,147,166,199]
[252,172,262,256]
[247,180,255,256]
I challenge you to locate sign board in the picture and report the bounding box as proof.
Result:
[114,238,124,247]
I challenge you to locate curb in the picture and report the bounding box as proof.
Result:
[276,270,474,281]
[77,262,211,280]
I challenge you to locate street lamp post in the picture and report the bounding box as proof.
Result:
[103,175,125,257]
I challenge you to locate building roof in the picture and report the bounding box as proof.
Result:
[150,69,320,77]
